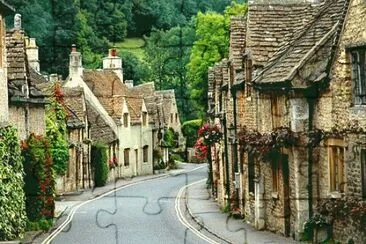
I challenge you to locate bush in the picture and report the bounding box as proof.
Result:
[22,134,55,221]
[91,143,109,187]
[26,218,53,232]
[0,126,27,241]
[182,119,202,147]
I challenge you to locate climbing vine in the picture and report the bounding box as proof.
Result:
[0,126,27,241]
[46,82,69,176]
[22,134,55,222]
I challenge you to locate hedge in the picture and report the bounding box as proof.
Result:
[0,126,27,241]
[91,143,109,187]
[181,119,202,147]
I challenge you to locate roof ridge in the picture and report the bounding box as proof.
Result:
[253,0,344,83]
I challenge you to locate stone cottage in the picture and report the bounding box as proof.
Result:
[6,15,48,139]
[209,0,365,242]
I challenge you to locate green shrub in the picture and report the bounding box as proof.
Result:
[0,126,27,241]
[22,134,55,221]
[26,218,53,232]
[182,119,202,147]
[91,143,109,187]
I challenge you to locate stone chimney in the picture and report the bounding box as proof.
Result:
[124,80,133,88]
[68,44,83,86]
[14,13,21,29]
[103,47,123,82]
[25,37,39,72]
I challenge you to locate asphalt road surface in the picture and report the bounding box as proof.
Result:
[50,164,212,244]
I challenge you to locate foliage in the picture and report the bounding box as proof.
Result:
[91,143,109,187]
[153,149,163,162]
[187,3,248,117]
[153,160,166,170]
[181,119,202,147]
[119,50,151,85]
[46,83,69,176]
[161,128,177,148]
[26,218,53,232]
[317,197,366,224]
[194,123,222,161]
[302,214,330,242]
[237,126,298,159]
[0,126,27,241]
[108,155,118,169]
[22,133,55,222]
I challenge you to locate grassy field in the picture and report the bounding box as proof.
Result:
[115,37,145,60]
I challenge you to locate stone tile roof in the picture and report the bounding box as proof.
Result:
[247,2,320,67]
[254,0,349,87]
[6,29,47,100]
[85,99,117,144]
[130,82,156,124]
[83,70,128,97]
[155,90,176,125]
[63,88,85,128]
[125,96,144,124]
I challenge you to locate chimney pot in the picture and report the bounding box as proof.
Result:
[109,48,117,57]
[14,13,21,29]
[71,44,77,53]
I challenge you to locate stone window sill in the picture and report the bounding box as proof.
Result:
[327,191,343,199]
[271,192,279,199]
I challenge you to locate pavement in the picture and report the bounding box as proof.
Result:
[185,180,299,244]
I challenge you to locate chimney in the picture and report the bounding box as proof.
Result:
[103,47,123,82]
[14,13,21,29]
[68,44,83,85]
[25,37,40,72]
[124,80,133,88]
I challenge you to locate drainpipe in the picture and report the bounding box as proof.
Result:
[223,111,230,203]
[231,86,239,208]
[306,89,315,218]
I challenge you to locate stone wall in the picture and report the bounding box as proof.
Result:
[28,105,45,135]
[0,17,9,124]
[8,105,26,139]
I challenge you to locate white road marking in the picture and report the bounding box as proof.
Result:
[175,178,220,244]
[42,164,207,244]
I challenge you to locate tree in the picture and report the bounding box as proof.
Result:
[119,51,151,85]
[187,2,248,118]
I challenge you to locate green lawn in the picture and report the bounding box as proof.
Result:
[115,38,145,60]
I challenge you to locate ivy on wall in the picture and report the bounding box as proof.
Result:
[22,134,55,221]
[0,126,27,241]
[46,82,69,176]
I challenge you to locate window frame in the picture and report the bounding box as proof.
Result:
[350,48,366,105]
[327,139,345,193]
[143,145,148,163]
[124,148,130,167]
[142,111,147,126]
[123,113,129,128]
[272,157,280,195]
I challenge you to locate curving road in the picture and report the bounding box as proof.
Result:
[47,164,215,244]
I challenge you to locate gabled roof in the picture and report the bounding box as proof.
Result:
[83,70,128,97]
[63,88,85,128]
[6,29,47,101]
[254,0,349,87]
[247,2,320,67]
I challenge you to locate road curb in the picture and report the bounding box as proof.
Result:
[184,183,234,244]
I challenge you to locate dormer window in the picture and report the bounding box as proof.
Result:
[142,111,147,126]
[123,113,129,127]
[350,48,366,105]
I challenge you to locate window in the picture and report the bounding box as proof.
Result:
[142,112,147,126]
[248,154,255,194]
[175,113,178,123]
[328,145,345,192]
[170,113,173,123]
[361,149,366,199]
[272,157,280,194]
[124,148,130,166]
[123,113,128,127]
[143,145,148,163]
[351,49,366,105]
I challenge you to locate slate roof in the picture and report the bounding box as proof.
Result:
[6,29,47,101]
[63,88,85,128]
[155,90,176,126]
[247,2,320,67]
[253,0,349,87]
